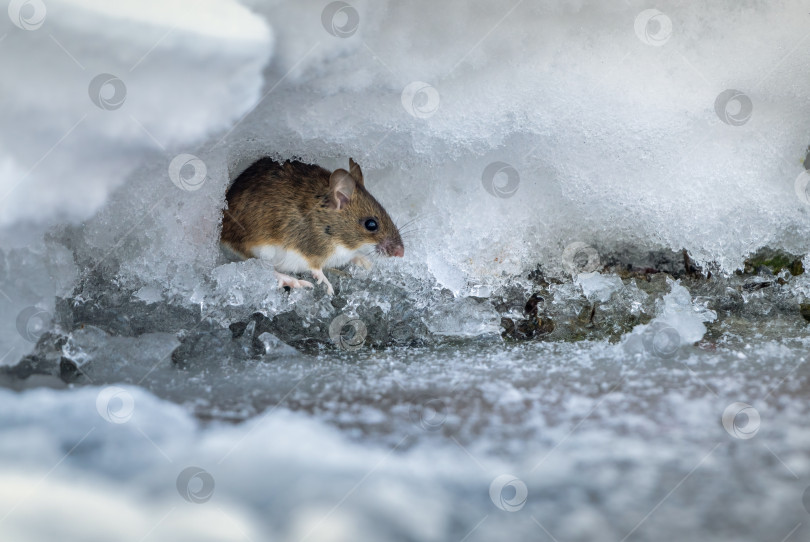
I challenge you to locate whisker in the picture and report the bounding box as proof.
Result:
[399,224,428,232]
[396,218,420,230]
[398,227,428,236]
[393,211,440,232]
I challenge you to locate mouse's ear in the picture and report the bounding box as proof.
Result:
[329,169,356,210]
[349,158,364,186]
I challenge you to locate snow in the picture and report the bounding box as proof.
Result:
[576,272,623,302]
[0,0,271,228]
[622,278,717,358]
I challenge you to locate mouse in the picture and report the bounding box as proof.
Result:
[221,157,404,295]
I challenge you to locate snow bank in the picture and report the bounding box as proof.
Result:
[234,0,810,276]
[0,0,271,229]
[49,0,810,306]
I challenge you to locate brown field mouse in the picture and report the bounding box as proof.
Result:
[221,157,404,295]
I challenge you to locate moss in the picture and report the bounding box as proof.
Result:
[743,248,804,276]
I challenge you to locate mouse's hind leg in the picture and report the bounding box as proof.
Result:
[311,269,335,296]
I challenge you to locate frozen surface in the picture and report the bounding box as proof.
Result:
[1,1,810,541]
[3,332,810,542]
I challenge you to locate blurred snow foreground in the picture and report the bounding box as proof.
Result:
[1,1,810,541]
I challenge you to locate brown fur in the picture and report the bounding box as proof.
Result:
[221,158,403,270]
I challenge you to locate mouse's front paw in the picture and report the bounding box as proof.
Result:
[311,268,335,296]
[351,255,373,270]
[274,271,314,290]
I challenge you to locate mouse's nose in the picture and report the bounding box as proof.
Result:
[378,240,404,257]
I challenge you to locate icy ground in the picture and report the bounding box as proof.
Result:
[5,324,810,541]
[2,0,810,541]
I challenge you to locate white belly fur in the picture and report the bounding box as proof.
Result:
[251,244,370,272]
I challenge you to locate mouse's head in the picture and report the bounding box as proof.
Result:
[324,158,404,258]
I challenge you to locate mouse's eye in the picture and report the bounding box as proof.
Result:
[363,218,378,232]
